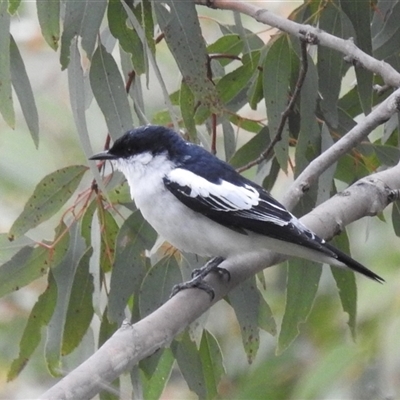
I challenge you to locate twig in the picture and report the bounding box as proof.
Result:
[196,0,400,87]
[237,39,308,173]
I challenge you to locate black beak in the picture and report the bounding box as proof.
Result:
[89,151,118,161]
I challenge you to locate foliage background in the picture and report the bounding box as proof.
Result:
[0,1,400,399]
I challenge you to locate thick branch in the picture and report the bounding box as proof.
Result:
[40,163,400,400]
[196,0,400,87]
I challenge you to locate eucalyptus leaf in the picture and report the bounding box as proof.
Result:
[139,256,182,318]
[278,259,322,355]
[10,36,39,147]
[227,276,261,364]
[154,1,222,112]
[108,211,156,323]
[8,165,87,240]
[62,247,94,355]
[7,270,58,381]
[0,4,14,128]
[36,0,60,50]
[45,222,86,376]
[263,34,292,173]
[90,43,133,140]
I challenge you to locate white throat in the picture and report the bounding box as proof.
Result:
[113,152,175,205]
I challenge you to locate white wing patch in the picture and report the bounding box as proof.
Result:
[166,168,289,226]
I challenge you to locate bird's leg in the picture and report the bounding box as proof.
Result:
[170,257,229,300]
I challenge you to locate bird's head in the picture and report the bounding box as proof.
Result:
[89,125,186,164]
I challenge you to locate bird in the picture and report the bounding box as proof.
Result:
[89,125,383,297]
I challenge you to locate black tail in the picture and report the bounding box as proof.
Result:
[324,242,384,283]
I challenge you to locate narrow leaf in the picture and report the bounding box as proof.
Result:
[36,0,60,50]
[263,34,292,172]
[45,222,86,376]
[0,4,15,128]
[180,81,197,141]
[90,43,133,140]
[341,0,373,114]
[141,348,174,400]
[171,332,207,399]
[62,247,94,355]
[227,276,261,364]
[7,270,58,381]
[330,234,357,338]
[139,256,182,318]
[0,234,34,264]
[98,209,119,273]
[108,211,156,324]
[10,36,39,147]
[0,223,69,299]
[108,0,145,74]
[8,165,87,240]
[318,3,346,128]
[199,330,225,399]
[60,0,107,68]
[154,1,222,112]
[278,259,321,354]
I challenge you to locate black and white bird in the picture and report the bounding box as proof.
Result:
[90,125,383,296]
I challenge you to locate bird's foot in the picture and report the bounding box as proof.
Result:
[170,257,229,300]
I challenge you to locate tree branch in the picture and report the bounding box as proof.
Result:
[40,161,400,400]
[283,87,400,210]
[196,0,400,87]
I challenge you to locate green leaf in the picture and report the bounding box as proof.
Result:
[258,294,277,336]
[154,1,222,112]
[7,270,58,381]
[199,330,225,399]
[372,1,400,59]
[80,200,97,248]
[90,43,133,141]
[98,209,119,273]
[318,3,346,128]
[222,119,236,161]
[62,247,94,355]
[171,332,207,399]
[180,81,197,141]
[108,211,156,323]
[0,4,15,128]
[227,276,261,364]
[108,0,145,74]
[229,126,269,168]
[36,0,60,50]
[278,259,322,354]
[340,0,373,115]
[8,165,87,240]
[7,0,20,14]
[99,307,118,347]
[60,0,107,68]
[139,256,182,318]
[0,223,69,299]
[207,34,243,67]
[217,51,259,105]
[10,36,39,147]
[141,348,174,400]
[108,181,132,205]
[330,234,357,338]
[295,55,320,177]
[392,201,400,237]
[45,222,86,376]
[263,34,292,172]
[0,234,34,264]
